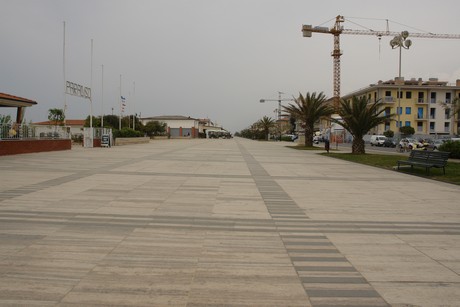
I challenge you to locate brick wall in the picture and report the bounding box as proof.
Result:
[0,139,72,156]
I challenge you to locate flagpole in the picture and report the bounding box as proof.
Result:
[119,74,122,130]
[127,91,131,129]
[63,21,67,125]
[132,81,135,130]
[101,64,104,128]
[90,39,93,130]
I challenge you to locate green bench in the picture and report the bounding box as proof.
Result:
[397,150,450,175]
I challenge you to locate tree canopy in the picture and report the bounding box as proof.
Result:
[48,108,65,126]
[333,96,394,154]
[283,92,334,147]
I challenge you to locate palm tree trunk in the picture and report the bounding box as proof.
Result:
[304,126,313,147]
[352,137,365,154]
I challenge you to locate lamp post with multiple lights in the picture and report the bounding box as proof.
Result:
[390,31,412,140]
[259,92,294,140]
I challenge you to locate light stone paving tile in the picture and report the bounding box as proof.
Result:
[372,282,460,307]
[0,276,75,305]
[1,139,459,306]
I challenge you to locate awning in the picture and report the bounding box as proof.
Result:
[0,92,37,123]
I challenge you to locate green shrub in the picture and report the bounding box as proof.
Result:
[439,141,460,159]
[281,135,294,142]
[112,128,142,138]
[399,126,415,136]
[383,130,394,138]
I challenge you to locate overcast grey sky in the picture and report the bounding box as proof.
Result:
[2,0,460,132]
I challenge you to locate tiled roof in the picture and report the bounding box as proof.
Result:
[33,120,85,126]
[0,92,37,107]
[141,115,198,121]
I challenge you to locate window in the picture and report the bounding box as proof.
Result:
[397,121,402,128]
[446,92,451,103]
[385,107,391,116]
[397,107,403,115]
[406,91,412,99]
[417,122,423,132]
[430,92,436,103]
[418,92,425,103]
[385,90,391,97]
[445,109,450,119]
[445,122,450,132]
[397,91,403,99]
[417,107,424,119]
[430,108,436,119]
[385,122,390,131]
[430,122,435,132]
[406,107,411,115]
[405,121,411,127]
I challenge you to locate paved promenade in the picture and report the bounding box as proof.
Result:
[1,138,459,306]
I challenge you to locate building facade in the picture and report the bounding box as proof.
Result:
[342,78,460,137]
[140,115,199,138]
[32,119,85,138]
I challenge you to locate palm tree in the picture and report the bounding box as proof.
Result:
[452,98,460,117]
[440,98,460,135]
[257,116,276,140]
[48,108,65,126]
[332,96,394,154]
[283,92,334,147]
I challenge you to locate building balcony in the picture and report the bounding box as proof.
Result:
[383,97,395,103]
[415,98,428,104]
[414,115,428,121]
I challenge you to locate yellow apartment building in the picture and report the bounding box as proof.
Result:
[342,77,460,137]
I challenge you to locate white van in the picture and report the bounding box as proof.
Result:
[370,135,387,146]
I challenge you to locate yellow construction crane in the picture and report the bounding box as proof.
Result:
[302,15,460,107]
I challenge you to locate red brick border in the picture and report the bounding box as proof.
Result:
[0,139,72,156]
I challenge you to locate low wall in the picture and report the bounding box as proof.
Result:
[114,137,150,146]
[0,139,72,156]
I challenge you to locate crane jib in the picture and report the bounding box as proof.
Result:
[341,29,460,39]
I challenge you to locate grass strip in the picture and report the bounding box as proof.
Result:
[319,152,460,185]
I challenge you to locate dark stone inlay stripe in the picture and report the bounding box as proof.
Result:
[284,242,333,246]
[287,249,339,253]
[291,257,347,262]
[301,277,367,284]
[306,289,381,298]
[296,266,356,272]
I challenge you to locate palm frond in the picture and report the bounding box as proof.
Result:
[333,96,394,138]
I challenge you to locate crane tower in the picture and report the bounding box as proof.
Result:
[302,15,460,107]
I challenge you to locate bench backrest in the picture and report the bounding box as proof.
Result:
[408,150,450,167]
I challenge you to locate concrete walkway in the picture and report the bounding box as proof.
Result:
[0,138,459,306]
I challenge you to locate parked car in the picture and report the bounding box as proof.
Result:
[383,137,397,148]
[313,135,323,144]
[370,135,387,146]
[399,138,423,150]
[282,134,298,141]
[425,139,445,151]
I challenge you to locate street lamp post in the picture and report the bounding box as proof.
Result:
[259,92,294,141]
[390,31,412,140]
